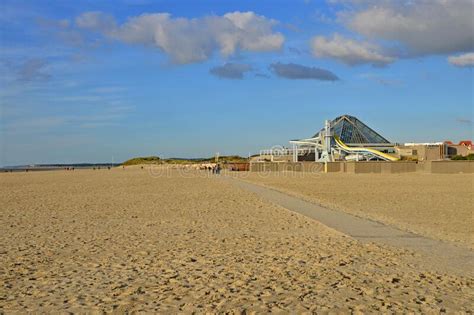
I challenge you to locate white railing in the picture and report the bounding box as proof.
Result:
[260,147,316,156]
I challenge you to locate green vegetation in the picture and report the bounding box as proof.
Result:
[451,154,474,161]
[122,156,161,166]
[122,155,248,166]
[200,155,249,163]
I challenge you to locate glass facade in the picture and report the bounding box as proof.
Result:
[314,115,390,144]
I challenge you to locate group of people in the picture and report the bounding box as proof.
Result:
[205,164,222,174]
[92,166,111,170]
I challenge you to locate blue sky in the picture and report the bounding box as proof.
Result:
[1,0,473,165]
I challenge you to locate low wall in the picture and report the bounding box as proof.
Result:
[345,162,382,174]
[346,161,431,174]
[250,162,324,173]
[416,161,430,173]
[325,162,344,173]
[346,161,418,174]
[250,161,473,174]
[382,161,417,174]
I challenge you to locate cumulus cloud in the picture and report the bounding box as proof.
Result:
[269,62,339,81]
[17,58,51,81]
[448,53,474,67]
[343,0,474,56]
[209,63,252,79]
[311,34,394,66]
[75,11,284,64]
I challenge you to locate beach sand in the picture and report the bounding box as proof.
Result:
[234,172,474,249]
[1,168,473,312]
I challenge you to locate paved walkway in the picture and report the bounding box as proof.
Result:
[226,176,473,277]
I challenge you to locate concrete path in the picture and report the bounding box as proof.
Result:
[225,176,473,277]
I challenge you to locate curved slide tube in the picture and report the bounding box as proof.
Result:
[334,136,399,161]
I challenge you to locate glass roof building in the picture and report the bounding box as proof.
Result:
[287,115,396,162]
[312,115,390,144]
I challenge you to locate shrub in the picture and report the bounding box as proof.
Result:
[451,154,474,161]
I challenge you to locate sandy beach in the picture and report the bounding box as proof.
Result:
[1,168,473,313]
[234,172,474,249]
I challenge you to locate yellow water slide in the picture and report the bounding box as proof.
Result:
[334,136,399,161]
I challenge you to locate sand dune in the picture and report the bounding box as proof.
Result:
[1,169,472,312]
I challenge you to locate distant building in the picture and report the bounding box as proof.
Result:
[444,140,473,158]
[394,140,473,161]
[396,143,445,161]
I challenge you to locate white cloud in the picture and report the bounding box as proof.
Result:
[75,11,116,32]
[344,0,474,56]
[75,11,284,64]
[310,34,394,66]
[448,53,474,67]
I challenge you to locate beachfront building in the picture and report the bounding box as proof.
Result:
[291,115,397,162]
[262,115,397,162]
[396,141,473,161]
[444,141,474,158]
[257,114,472,163]
[396,143,446,161]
